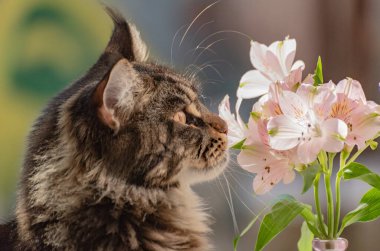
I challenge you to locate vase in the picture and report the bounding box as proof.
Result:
[312,238,348,251]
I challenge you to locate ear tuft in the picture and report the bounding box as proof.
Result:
[128,24,149,62]
[104,7,149,62]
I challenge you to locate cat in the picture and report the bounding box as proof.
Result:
[0,7,229,251]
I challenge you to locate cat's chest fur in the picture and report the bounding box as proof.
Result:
[16,172,211,250]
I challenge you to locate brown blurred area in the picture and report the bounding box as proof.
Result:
[1,0,379,250]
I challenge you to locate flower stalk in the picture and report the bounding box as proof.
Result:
[324,171,334,238]
[313,173,328,238]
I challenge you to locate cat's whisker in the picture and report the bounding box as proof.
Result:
[184,64,208,80]
[195,30,252,51]
[228,167,298,218]
[226,152,255,176]
[183,46,218,64]
[171,24,187,65]
[227,165,255,178]
[198,64,224,80]
[218,173,239,234]
[191,20,215,47]
[193,38,229,65]
[179,1,220,48]
[227,170,268,207]
[224,173,260,217]
[212,168,239,233]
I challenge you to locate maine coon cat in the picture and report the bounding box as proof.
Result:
[0,8,228,251]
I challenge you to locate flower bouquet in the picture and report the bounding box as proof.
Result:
[219,38,380,251]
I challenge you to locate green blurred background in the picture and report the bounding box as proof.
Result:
[1,0,380,250]
[0,0,111,217]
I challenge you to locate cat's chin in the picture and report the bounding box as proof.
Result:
[177,152,229,185]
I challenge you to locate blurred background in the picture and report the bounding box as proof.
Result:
[0,0,379,250]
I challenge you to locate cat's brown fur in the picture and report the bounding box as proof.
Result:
[0,8,228,251]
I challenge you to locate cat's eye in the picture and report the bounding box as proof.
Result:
[173,104,205,127]
[173,111,186,124]
[185,104,201,117]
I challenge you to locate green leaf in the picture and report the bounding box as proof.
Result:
[342,162,380,190]
[339,188,380,235]
[300,163,320,194]
[297,221,314,251]
[313,56,324,86]
[233,211,263,251]
[300,206,320,236]
[255,196,306,251]
[231,139,246,150]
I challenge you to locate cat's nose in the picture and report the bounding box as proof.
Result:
[203,113,228,134]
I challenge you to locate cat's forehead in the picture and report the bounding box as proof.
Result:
[132,62,199,100]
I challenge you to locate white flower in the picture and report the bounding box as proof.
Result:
[237,38,304,99]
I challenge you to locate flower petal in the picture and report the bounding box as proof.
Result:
[348,104,380,148]
[321,118,348,153]
[252,159,291,194]
[237,146,272,171]
[218,95,245,147]
[291,60,305,71]
[282,168,296,184]
[278,90,308,120]
[237,70,272,99]
[336,78,366,104]
[284,67,303,91]
[267,115,304,150]
[250,41,269,73]
[297,140,322,164]
[266,48,286,80]
[281,38,297,72]
[253,174,274,195]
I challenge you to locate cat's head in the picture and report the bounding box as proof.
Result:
[64,9,229,189]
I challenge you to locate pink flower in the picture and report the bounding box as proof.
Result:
[335,79,380,148]
[238,116,295,194]
[237,38,304,99]
[330,79,380,149]
[267,90,348,164]
[218,95,246,147]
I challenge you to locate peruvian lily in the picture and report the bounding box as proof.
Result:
[267,90,348,164]
[335,78,366,104]
[238,116,295,194]
[237,38,305,99]
[330,79,380,149]
[218,95,246,147]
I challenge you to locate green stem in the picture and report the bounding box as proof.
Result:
[334,149,351,237]
[333,177,341,237]
[314,173,328,238]
[346,134,380,166]
[324,174,334,239]
[346,145,368,166]
[325,153,335,239]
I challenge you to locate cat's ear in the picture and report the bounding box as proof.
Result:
[94,59,139,132]
[105,7,148,62]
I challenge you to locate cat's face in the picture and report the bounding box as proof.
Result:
[76,10,229,189]
[90,58,228,188]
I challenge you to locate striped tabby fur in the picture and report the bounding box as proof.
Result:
[0,8,228,251]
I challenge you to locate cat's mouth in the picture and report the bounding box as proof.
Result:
[202,136,227,162]
[196,132,229,175]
